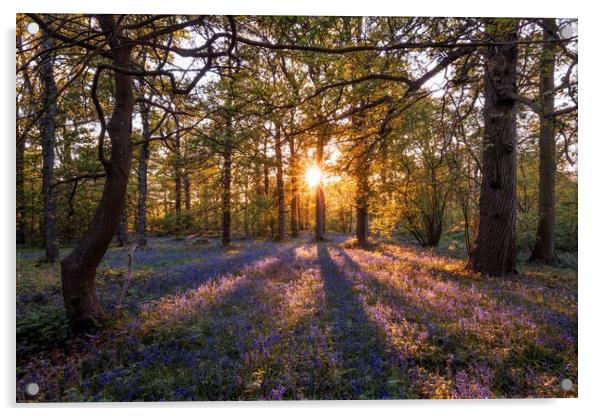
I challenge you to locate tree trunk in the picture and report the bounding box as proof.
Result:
[39,33,59,263]
[243,180,250,236]
[262,137,274,238]
[202,186,210,235]
[16,132,26,245]
[315,132,326,241]
[298,195,304,231]
[175,172,182,214]
[61,16,134,330]
[353,103,370,247]
[263,138,270,197]
[173,132,183,236]
[288,136,299,237]
[467,19,519,275]
[136,102,150,248]
[116,206,129,246]
[355,169,369,246]
[184,171,191,211]
[315,185,326,241]
[275,125,286,241]
[380,135,392,202]
[222,138,232,246]
[530,18,558,264]
[17,33,34,246]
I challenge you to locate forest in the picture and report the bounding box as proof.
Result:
[16,14,577,401]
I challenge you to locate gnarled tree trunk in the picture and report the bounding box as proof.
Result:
[467,19,519,275]
[61,16,135,330]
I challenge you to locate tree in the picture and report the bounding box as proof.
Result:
[29,13,234,328]
[38,27,60,262]
[288,133,300,237]
[136,101,151,248]
[274,124,286,241]
[16,30,35,246]
[60,15,136,328]
[116,206,129,247]
[314,128,327,241]
[498,18,577,263]
[530,18,559,263]
[467,19,520,275]
[531,19,568,263]
[221,130,233,246]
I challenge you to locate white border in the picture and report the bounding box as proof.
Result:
[3,1,599,415]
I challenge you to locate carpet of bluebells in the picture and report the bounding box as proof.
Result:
[16,235,577,401]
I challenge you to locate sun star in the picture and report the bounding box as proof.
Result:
[305,166,322,188]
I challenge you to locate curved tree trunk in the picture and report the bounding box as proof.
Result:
[61,16,134,330]
[39,32,59,263]
[467,19,519,275]
[531,18,558,264]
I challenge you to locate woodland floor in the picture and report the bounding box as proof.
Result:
[16,234,577,401]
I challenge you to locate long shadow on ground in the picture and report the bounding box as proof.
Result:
[100,240,299,311]
[334,246,576,398]
[316,243,412,399]
[377,245,577,349]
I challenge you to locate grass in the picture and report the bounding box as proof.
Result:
[16,235,577,401]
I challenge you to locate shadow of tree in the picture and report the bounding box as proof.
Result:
[100,241,299,311]
[333,246,576,398]
[336,247,482,362]
[18,238,576,401]
[79,245,306,402]
[377,244,577,346]
[316,243,414,399]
